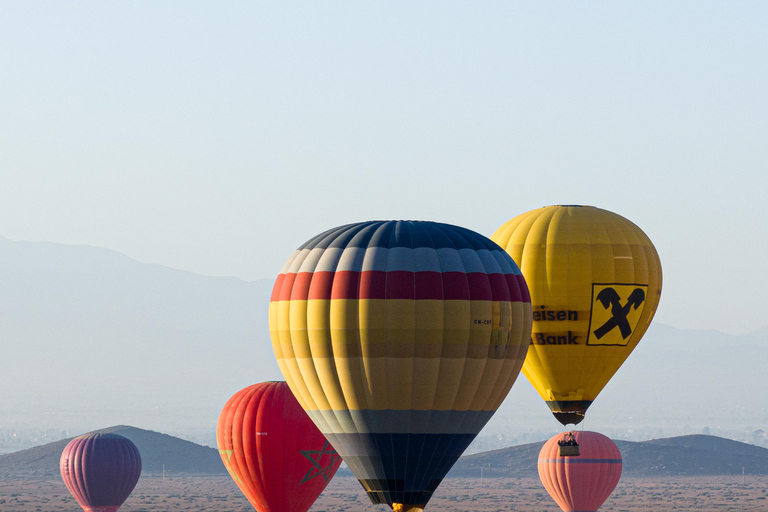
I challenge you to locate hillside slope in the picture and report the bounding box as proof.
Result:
[449,434,768,478]
[0,425,226,479]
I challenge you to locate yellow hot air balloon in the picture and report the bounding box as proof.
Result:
[491,205,662,425]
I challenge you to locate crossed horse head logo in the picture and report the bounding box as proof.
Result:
[587,284,648,346]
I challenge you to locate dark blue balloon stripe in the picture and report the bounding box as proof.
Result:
[325,432,476,506]
[297,221,505,252]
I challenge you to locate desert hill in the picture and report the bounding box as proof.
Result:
[0,425,227,479]
[3,426,768,481]
[449,434,768,478]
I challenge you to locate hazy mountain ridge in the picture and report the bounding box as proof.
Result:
[0,425,227,479]
[1,236,279,433]
[1,236,766,447]
[3,426,766,481]
[449,434,768,478]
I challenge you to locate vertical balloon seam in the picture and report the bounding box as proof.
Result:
[258,384,275,512]
[530,208,558,403]
[300,245,333,414]
[231,389,253,507]
[404,222,425,496]
[344,224,370,421]
[255,385,273,510]
[274,384,290,512]
[72,438,84,507]
[263,384,281,511]
[452,225,492,414]
[517,213,539,400]
[566,207,584,397]
[382,222,400,503]
[80,437,91,506]
[465,227,502,414]
[549,444,568,512]
[283,384,302,512]
[408,225,445,500]
[575,210,604,404]
[124,438,140,504]
[315,230,346,433]
[292,244,326,416]
[284,245,321,412]
[228,390,248,505]
[117,439,130,504]
[410,222,452,500]
[113,439,127,505]
[81,438,93,507]
[594,436,615,511]
[419,222,470,501]
[519,216,547,405]
[603,214,641,397]
[244,387,264,509]
[314,225,355,431]
[539,441,562,511]
[582,434,597,510]
[66,439,81,507]
[345,225,377,423]
[592,439,610,511]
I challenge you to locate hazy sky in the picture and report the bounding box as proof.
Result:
[1,2,766,335]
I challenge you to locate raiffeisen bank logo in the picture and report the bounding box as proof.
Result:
[586,283,648,346]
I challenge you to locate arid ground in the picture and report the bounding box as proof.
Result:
[2,475,767,512]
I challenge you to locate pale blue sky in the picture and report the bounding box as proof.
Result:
[1,1,766,334]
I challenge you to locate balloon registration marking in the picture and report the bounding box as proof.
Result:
[299,440,340,485]
[587,284,648,346]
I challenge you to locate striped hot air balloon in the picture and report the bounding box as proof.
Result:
[60,433,141,512]
[216,382,342,512]
[270,220,532,512]
[538,431,622,512]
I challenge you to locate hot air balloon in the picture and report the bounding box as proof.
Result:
[269,220,532,512]
[538,430,622,512]
[491,205,662,425]
[60,433,141,512]
[216,382,342,512]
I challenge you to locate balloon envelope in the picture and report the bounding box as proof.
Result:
[270,220,532,512]
[60,433,141,512]
[492,205,662,425]
[538,431,622,512]
[216,381,342,512]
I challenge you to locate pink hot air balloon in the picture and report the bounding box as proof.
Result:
[538,431,621,512]
[60,433,142,512]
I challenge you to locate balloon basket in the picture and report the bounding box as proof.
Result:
[557,432,580,457]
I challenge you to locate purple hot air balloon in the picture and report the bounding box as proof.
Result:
[60,433,142,512]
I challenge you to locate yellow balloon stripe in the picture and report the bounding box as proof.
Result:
[270,299,530,412]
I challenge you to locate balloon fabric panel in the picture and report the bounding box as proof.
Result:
[270,221,532,511]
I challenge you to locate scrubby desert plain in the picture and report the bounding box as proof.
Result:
[1,475,767,512]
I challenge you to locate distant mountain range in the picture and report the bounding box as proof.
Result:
[1,235,766,447]
[2,426,767,480]
[0,425,227,479]
[450,434,768,478]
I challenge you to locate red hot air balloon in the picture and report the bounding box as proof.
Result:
[538,431,622,512]
[60,433,142,512]
[217,382,342,512]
